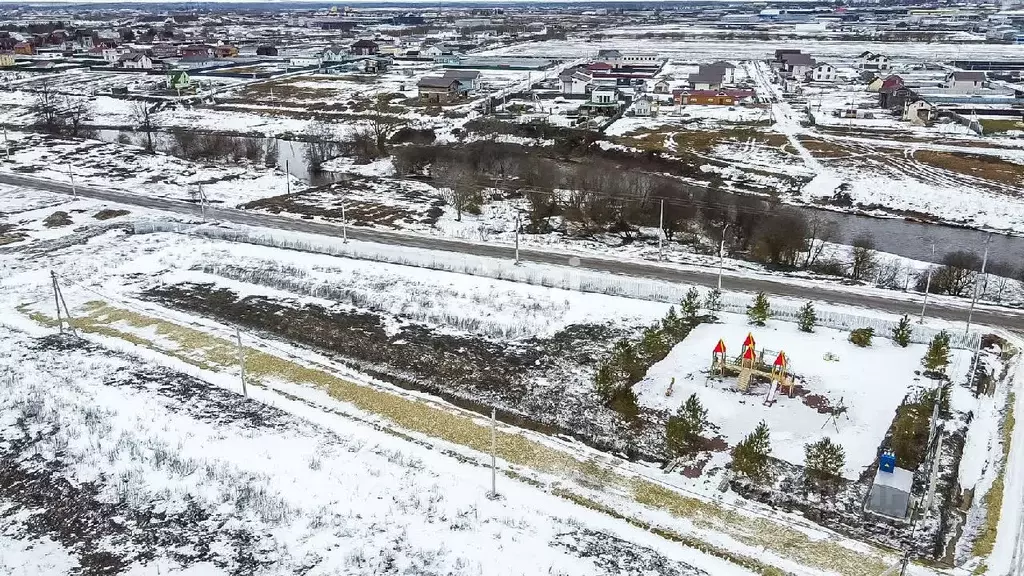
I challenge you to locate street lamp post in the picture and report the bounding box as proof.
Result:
[919,242,935,324]
[68,163,77,199]
[658,198,664,261]
[717,223,731,291]
[965,233,992,335]
[514,211,521,265]
[341,189,348,243]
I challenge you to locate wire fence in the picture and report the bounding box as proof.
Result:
[133,220,981,350]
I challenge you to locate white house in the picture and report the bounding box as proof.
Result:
[903,99,936,125]
[421,45,443,58]
[946,71,986,94]
[321,45,348,62]
[560,70,591,95]
[632,95,653,117]
[442,69,481,93]
[102,47,128,64]
[120,53,154,70]
[858,51,890,71]
[809,63,836,82]
[591,86,618,104]
[651,78,670,94]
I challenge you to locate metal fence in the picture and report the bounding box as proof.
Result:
[133,220,981,350]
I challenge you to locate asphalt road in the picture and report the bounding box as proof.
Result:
[3,171,1023,331]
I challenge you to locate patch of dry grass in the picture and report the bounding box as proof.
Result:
[972,393,1016,560]
[797,136,855,159]
[915,150,1024,188]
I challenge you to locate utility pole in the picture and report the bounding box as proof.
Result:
[488,408,498,499]
[199,184,206,222]
[919,242,935,324]
[658,198,664,261]
[236,327,247,397]
[51,271,63,334]
[50,271,75,335]
[68,163,77,199]
[966,336,984,395]
[965,233,991,335]
[2,124,9,161]
[341,189,348,243]
[514,212,521,265]
[717,223,731,291]
[285,160,291,196]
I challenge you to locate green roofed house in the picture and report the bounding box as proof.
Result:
[168,70,192,91]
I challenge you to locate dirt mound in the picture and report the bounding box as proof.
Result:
[43,211,73,228]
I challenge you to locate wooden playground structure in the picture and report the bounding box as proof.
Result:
[710,333,796,403]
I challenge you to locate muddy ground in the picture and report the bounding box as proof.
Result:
[142,282,669,461]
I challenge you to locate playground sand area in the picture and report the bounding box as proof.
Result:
[634,311,974,479]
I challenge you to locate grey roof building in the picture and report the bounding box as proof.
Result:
[865,466,913,519]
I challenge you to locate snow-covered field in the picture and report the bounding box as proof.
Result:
[1,183,1021,576]
[1,130,299,206]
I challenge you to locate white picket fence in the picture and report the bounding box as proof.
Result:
[133,220,981,350]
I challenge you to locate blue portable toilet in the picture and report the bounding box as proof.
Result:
[879,450,896,473]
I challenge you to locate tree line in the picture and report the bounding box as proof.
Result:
[394,141,1023,297]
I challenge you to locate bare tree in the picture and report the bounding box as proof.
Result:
[303,121,338,173]
[64,97,93,138]
[986,260,1016,302]
[262,138,279,168]
[751,210,809,267]
[919,250,982,297]
[848,235,878,281]
[369,96,401,157]
[802,213,839,268]
[131,100,157,152]
[31,79,64,133]
[434,159,476,221]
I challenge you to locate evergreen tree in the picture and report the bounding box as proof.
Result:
[594,362,617,401]
[891,314,912,348]
[662,305,681,337]
[666,393,711,456]
[613,339,645,384]
[923,330,951,374]
[849,327,874,347]
[731,421,772,482]
[797,301,816,333]
[746,292,771,326]
[638,325,670,364]
[681,288,701,323]
[703,288,722,321]
[804,437,846,495]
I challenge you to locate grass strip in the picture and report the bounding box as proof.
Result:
[972,393,1017,561]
